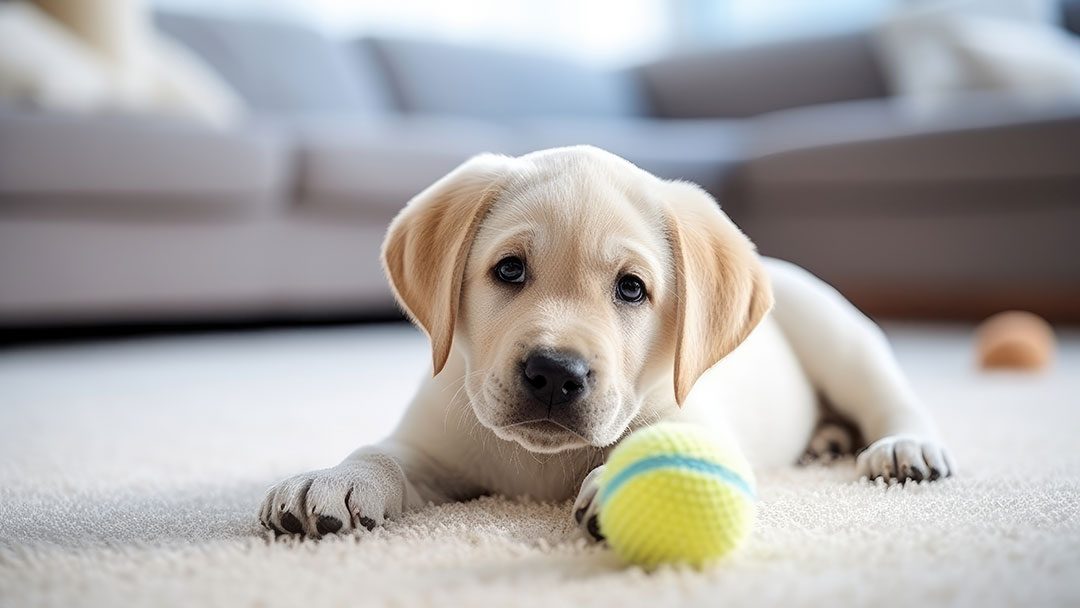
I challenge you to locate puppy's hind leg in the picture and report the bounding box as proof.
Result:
[764,258,955,482]
[799,412,862,465]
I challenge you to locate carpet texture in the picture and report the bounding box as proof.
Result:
[1,323,1078,607]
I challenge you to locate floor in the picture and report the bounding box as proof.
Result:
[0,322,1078,607]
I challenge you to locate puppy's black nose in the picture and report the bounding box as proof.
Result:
[522,350,591,407]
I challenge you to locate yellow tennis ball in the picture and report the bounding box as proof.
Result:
[598,422,756,568]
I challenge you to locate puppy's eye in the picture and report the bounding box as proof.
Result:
[615,274,647,304]
[494,256,526,284]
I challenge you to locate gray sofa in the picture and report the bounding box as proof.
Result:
[2,9,1079,328]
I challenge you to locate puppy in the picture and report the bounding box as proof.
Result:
[259,146,954,539]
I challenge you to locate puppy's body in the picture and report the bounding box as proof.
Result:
[677,312,818,469]
[260,147,952,538]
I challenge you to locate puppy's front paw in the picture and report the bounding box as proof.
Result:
[856,436,956,482]
[573,465,606,542]
[259,454,408,538]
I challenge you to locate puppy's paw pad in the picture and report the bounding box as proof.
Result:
[315,515,342,535]
[279,511,306,535]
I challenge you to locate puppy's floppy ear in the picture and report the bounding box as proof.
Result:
[665,181,774,405]
[382,154,513,375]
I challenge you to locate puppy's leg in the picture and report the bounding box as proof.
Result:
[799,416,861,464]
[765,258,955,481]
[259,440,461,537]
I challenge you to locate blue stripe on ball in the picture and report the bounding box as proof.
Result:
[598,454,755,506]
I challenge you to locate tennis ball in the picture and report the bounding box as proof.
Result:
[598,422,756,568]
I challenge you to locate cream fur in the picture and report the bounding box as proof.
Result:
[259,146,952,538]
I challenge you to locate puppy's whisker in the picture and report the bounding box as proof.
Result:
[439,370,475,433]
[442,368,489,434]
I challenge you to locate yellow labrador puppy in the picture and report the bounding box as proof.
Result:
[259,146,954,539]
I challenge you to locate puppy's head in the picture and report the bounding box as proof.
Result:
[383,146,771,453]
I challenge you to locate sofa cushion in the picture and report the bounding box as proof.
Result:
[0,107,285,213]
[639,32,888,119]
[364,37,644,120]
[515,118,747,199]
[295,116,523,217]
[155,12,393,115]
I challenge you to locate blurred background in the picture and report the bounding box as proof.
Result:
[1,0,1079,340]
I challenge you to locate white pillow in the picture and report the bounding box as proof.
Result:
[876,0,1080,109]
[0,2,115,112]
[141,33,245,127]
[0,0,243,126]
[948,16,1080,100]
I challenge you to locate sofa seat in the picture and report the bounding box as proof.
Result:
[0,108,287,215]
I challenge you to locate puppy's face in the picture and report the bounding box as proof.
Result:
[456,161,674,452]
[383,147,772,455]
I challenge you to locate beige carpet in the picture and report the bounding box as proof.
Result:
[1,323,1078,607]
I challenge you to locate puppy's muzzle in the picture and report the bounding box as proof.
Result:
[521,349,592,408]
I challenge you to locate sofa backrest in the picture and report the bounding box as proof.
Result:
[155,11,394,116]
[639,32,889,119]
[364,37,645,120]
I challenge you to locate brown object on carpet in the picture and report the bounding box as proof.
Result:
[975,310,1056,371]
